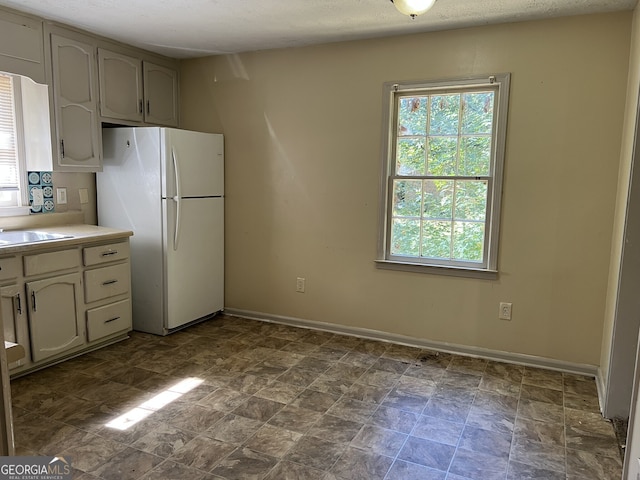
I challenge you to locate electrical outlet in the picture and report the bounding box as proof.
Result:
[499,302,512,320]
[56,188,67,204]
[296,277,305,293]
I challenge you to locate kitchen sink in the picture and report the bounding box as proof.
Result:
[0,231,73,245]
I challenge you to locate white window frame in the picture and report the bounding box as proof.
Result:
[0,72,30,216]
[376,74,510,279]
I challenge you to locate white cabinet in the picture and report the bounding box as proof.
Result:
[143,61,178,127]
[1,285,28,370]
[98,47,178,127]
[0,234,132,376]
[82,240,132,343]
[0,257,27,370]
[50,33,102,171]
[97,49,143,122]
[26,272,84,362]
[0,9,45,83]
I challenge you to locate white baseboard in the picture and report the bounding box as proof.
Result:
[224,308,599,378]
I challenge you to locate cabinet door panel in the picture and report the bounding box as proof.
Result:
[60,105,98,162]
[0,285,28,369]
[0,11,45,83]
[143,62,178,127]
[27,272,84,362]
[51,34,101,171]
[98,49,143,122]
[86,299,131,342]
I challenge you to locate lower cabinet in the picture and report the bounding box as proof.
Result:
[26,272,84,362]
[0,235,132,376]
[0,284,28,369]
[86,299,131,342]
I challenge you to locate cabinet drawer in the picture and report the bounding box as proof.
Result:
[84,263,130,303]
[0,256,20,281]
[24,249,79,276]
[83,241,130,266]
[86,299,131,342]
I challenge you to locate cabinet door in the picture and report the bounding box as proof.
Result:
[98,49,143,122]
[143,61,178,127]
[50,34,102,171]
[0,285,28,369]
[26,272,84,362]
[0,10,45,83]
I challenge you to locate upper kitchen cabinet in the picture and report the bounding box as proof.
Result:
[143,62,178,127]
[98,48,178,127]
[0,9,45,84]
[49,31,102,171]
[98,49,143,123]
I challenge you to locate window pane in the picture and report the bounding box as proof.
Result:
[427,137,458,176]
[422,221,452,259]
[459,136,491,176]
[452,221,485,262]
[396,138,425,176]
[398,96,427,136]
[454,180,487,221]
[429,94,460,135]
[461,92,494,134]
[393,180,422,217]
[391,219,420,257]
[423,179,453,219]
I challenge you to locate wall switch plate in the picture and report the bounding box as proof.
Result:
[79,188,89,204]
[296,277,305,293]
[499,302,512,320]
[56,188,67,204]
[32,188,44,206]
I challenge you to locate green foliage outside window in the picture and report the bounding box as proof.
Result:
[390,90,494,263]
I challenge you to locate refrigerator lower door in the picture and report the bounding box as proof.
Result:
[163,197,224,330]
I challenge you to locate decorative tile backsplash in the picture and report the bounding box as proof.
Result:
[28,171,54,214]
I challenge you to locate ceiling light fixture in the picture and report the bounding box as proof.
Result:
[390,0,436,19]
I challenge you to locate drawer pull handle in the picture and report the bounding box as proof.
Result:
[101,251,118,257]
[104,316,121,324]
[102,279,118,286]
[15,294,21,315]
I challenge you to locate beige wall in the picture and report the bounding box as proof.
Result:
[181,12,631,366]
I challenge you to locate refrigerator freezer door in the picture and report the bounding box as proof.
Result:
[162,128,224,199]
[163,197,224,330]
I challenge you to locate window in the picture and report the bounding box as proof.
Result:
[0,72,30,214]
[377,74,510,277]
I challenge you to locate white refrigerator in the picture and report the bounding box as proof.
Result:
[97,127,224,335]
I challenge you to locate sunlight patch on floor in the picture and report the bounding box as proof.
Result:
[105,377,204,431]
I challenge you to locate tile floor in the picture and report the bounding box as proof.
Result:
[10,314,623,480]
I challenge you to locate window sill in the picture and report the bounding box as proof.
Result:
[0,207,32,217]
[375,259,498,280]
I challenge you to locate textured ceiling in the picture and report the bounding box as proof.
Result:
[0,0,636,58]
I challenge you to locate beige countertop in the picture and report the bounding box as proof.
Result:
[0,224,133,255]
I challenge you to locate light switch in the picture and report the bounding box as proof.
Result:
[32,188,44,206]
[56,188,67,204]
[79,188,89,204]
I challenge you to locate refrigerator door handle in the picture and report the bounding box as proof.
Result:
[171,147,182,251]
